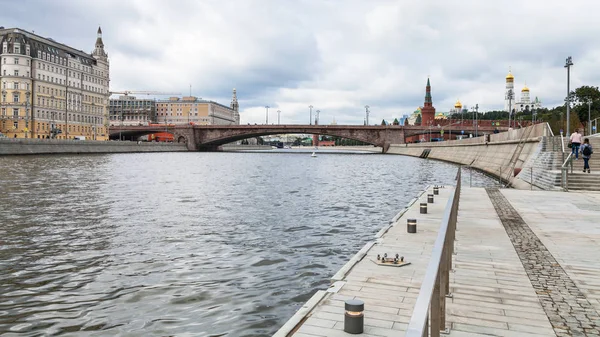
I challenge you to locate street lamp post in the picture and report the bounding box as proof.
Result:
[507,89,514,129]
[588,98,592,135]
[474,104,479,137]
[265,106,269,124]
[308,105,313,125]
[365,105,370,125]
[565,56,573,136]
[315,110,320,125]
[277,110,281,125]
[25,91,30,138]
[119,100,123,141]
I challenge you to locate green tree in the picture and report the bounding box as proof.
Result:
[571,85,600,130]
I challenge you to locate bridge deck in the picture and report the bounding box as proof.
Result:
[277,188,600,336]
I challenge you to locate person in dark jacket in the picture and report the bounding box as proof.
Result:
[580,138,593,173]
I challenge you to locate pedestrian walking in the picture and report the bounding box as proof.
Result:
[581,138,593,173]
[570,129,583,159]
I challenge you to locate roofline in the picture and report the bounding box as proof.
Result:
[155,98,234,111]
[0,27,95,61]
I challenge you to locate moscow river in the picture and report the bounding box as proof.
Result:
[0,151,497,336]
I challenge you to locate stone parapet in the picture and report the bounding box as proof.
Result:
[0,138,187,155]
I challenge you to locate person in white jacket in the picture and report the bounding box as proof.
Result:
[570,129,583,159]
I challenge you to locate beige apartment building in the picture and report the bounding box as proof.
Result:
[0,27,110,140]
[156,90,240,125]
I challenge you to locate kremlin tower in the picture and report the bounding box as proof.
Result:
[420,78,436,126]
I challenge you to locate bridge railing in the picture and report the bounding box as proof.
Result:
[405,167,461,337]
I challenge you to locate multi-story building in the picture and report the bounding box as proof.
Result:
[0,27,109,140]
[109,95,156,126]
[155,89,240,125]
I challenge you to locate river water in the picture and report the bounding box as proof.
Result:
[0,151,496,336]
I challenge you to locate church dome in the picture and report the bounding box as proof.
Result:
[454,100,462,109]
[506,71,514,82]
[521,84,529,92]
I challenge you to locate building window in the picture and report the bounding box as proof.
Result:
[14,70,19,76]
[14,121,18,129]
[13,108,19,118]
[13,82,18,89]
[14,58,19,65]
[1,108,5,116]
[13,94,19,103]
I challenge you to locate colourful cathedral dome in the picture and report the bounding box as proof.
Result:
[522,84,529,92]
[454,100,462,109]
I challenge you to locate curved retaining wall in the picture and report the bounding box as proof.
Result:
[0,138,187,155]
[387,124,553,188]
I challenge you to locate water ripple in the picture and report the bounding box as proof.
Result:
[0,152,496,336]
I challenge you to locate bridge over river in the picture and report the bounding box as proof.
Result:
[109,122,509,152]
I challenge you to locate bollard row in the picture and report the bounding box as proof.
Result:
[407,187,442,234]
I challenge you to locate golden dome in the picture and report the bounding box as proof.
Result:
[454,100,462,109]
[521,85,529,92]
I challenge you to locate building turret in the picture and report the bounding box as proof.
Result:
[230,88,240,124]
[92,26,108,60]
[230,88,239,112]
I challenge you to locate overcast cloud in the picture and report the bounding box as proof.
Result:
[2,0,599,124]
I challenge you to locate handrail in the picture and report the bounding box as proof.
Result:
[406,168,461,337]
[561,152,574,191]
[560,133,565,154]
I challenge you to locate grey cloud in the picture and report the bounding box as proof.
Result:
[4,0,600,124]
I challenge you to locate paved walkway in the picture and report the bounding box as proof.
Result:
[278,187,600,337]
[447,188,556,337]
[501,189,600,334]
[282,186,454,337]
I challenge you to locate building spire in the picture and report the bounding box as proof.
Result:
[92,26,107,60]
[424,77,432,104]
[230,88,239,112]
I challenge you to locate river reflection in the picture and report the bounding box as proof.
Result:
[0,151,496,336]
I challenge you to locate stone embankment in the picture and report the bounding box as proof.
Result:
[387,123,553,189]
[0,138,187,155]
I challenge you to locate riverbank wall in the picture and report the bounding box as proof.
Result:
[0,138,187,155]
[387,123,553,189]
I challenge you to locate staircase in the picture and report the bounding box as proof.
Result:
[517,137,563,190]
[563,137,600,191]
[513,133,600,192]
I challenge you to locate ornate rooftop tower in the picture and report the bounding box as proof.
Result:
[230,88,240,124]
[92,26,108,61]
[420,77,436,126]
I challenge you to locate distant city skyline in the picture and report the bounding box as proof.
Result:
[4,0,599,125]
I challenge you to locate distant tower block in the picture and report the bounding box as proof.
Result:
[420,78,436,126]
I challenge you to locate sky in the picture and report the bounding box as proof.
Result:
[2,0,600,125]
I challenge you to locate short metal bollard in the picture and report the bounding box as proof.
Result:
[344,299,364,334]
[427,194,434,203]
[433,186,439,195]
[420,203,427,214]
[407,218,417,233]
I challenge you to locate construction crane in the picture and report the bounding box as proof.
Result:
[109,90,182,97]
